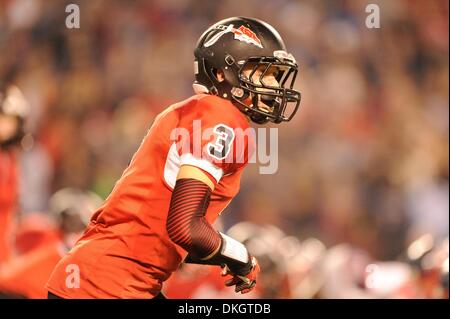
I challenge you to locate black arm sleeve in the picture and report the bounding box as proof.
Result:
[166,178,221,259]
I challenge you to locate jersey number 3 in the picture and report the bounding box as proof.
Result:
[207,124,235,160]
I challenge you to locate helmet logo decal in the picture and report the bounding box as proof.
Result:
[233,25,263,48]
[204,24,263,49]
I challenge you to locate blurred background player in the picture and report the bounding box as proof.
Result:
[0,188,101,299]
[0,84,29,266]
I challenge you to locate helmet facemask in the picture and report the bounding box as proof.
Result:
[231,55,301,124]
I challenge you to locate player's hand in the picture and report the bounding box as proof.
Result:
[221,256,260,294]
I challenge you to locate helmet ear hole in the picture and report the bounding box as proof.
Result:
[223,67,240,87]
[213,68,225,82]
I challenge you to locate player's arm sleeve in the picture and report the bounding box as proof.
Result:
[166,178,253,275]
[166,178,221,259]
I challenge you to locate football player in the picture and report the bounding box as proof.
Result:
[0,84,29,265]
[46,17,301,299]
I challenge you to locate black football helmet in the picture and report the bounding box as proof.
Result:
[194,17,301,124]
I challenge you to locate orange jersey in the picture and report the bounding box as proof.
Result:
[0,149,18,264]
[47,94,254,298]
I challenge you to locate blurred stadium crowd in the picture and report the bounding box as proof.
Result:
[0,0,448,298]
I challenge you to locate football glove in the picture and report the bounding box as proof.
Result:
[221,256,260,294]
